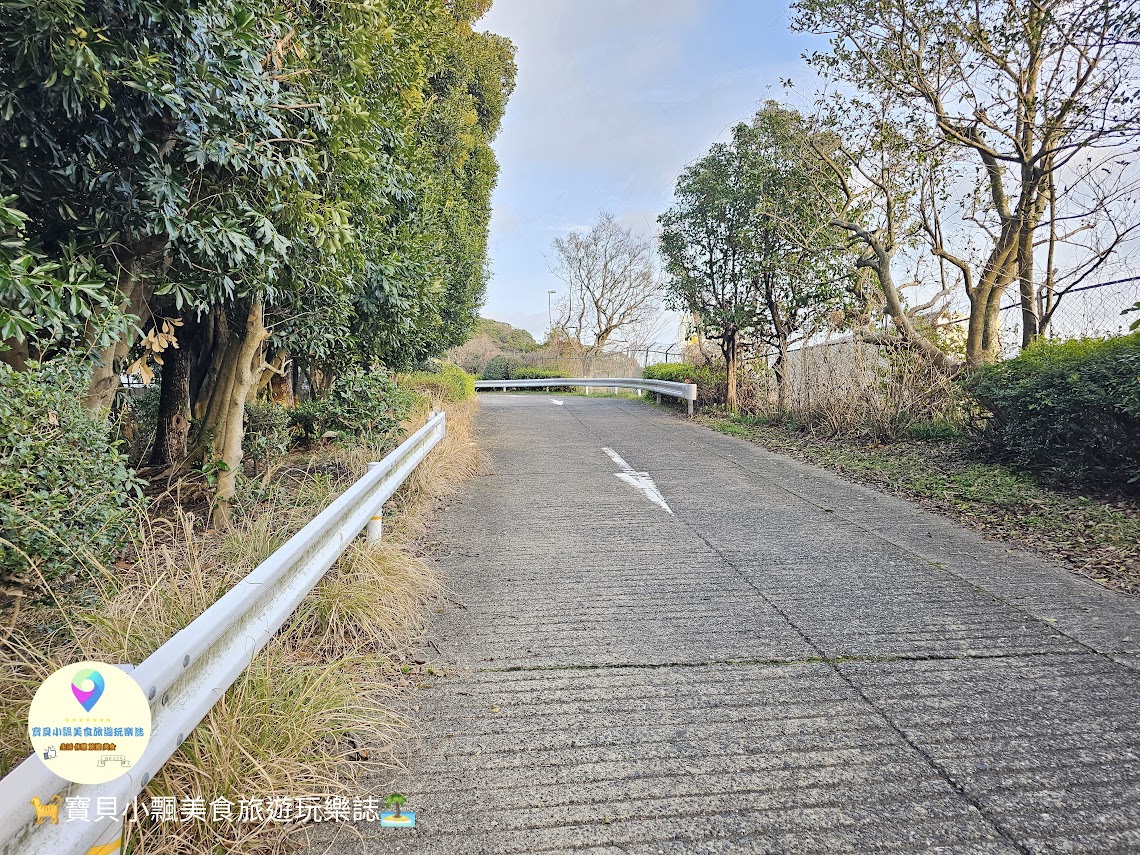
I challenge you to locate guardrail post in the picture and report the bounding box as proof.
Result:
[366,462,383,541]
[656,393,661,404]
[687,398,693,416]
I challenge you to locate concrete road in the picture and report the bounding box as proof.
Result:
[314,394,1140,854]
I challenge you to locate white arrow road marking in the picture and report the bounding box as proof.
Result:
[601,447,673,514]
[550,399,564,405]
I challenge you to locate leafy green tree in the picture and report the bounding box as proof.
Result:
[385,792,407,819]
[738,103,851,408]
[659,138,768,412]
[0,0,323,410]
[0,0,514,521]
[659,106,849,411]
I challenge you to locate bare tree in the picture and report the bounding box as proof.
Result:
[807,98,963,374]
[550,213,660,356]
[794,0,1140,364]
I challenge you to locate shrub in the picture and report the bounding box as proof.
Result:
[399,363,475,402]
[287,400,325,449]
[644,362,728,406]
[293,369,415,451]
[480,355,521,380]
[0,361,144,589]
[244,400,291,464]
[965,332,1140,486]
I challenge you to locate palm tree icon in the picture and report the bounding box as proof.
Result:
[385,793,407,819]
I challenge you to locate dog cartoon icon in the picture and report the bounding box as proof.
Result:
[31,795,62,825]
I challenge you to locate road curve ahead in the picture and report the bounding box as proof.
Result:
[316,394,1140,854]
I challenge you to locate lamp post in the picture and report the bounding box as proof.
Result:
[547,289,557,334]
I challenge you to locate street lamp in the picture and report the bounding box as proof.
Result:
[547,289,557,333]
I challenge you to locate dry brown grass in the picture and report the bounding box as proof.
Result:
[286,540,437,662]
[0,393,481,851]
[752,338,961,439]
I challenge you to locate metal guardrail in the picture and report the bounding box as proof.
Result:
[474,377,697,415]
[0,411,447,855]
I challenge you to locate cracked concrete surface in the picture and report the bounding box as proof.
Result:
[307,394,1140,854]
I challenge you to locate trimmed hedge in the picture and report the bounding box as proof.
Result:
[965,332,1140,486]
[399,363,475,402]
[480,355,521,381]
[510,367,570,380]
[479,358,570,382]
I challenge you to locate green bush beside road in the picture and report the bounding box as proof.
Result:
[966,332,1140,487]
[0,362,143,591]
[643,362,727,406]
[399,363,476,402]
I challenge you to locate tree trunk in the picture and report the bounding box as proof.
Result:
[964,224,1017,367]
[268,349,294,407]
[1017,217,1038,349]
[724,332,739,413]
[0,338,29,371]
[187,301,270,526]
[84,239,164,412]
[775,333,789,411]
[149,313,197,469]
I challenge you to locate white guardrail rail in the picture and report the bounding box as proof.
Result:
[0,410,447,855]
[474,377,697,415]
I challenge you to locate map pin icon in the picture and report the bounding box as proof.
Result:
[71,668,105,713]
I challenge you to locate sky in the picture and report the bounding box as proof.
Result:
[476,0,825,343]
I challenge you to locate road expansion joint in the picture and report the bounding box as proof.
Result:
[466,648,1089,675]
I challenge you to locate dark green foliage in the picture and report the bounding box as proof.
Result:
[399,363,475,402]
[290,370,415,450]
[965,333,1140,486]
[480,359,569,381]
[480,355,522,380]
[244,401,291,463]
[643,363,727,405]
[0,362,143,587]
[0,0,323,354]
[287,400,326,449]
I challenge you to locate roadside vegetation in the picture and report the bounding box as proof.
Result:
[0,1,509,849]
[1,368,481,851]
